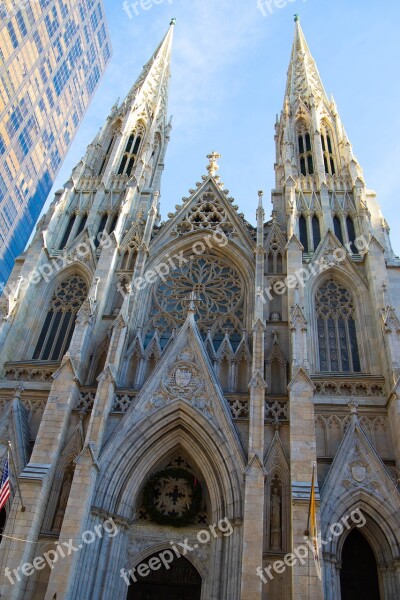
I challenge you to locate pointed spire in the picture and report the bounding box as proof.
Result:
[285,17,328,106]
[118,19,175,118]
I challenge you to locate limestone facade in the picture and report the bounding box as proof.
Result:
[0,17,399,600]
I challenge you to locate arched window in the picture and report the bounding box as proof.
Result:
[297,123,314,176]
[118,128,142,177]
[346,216,357,254]
[59,214,76,249]
[95,213,108,248]
[266,242,284,274]
[108,213,118,234]
[312,216,321,250]
[321,126,336,175]
[299,215,309,252]
[99,135,115,176]
[333,215,344,244]
[75,213,87,238]
[33,275,88,361]
[315,278,361,372]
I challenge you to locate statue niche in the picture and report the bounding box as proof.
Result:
[270,475,282,550]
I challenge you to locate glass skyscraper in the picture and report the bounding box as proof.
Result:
[0,0,111,285]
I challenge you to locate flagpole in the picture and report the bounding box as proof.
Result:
[5,440,26,512]
[305,462,315,536]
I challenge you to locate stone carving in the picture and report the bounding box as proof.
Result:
[270,486,282,550]
[341,443,382,497]
[164,350,203,398]
[5,363,56,382]
[313,378,385,397]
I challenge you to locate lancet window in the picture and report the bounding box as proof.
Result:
[315,278,361,372]
[32,274,88,361]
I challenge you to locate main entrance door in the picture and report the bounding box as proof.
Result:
[127,553,202,600]
[340,529,380,600]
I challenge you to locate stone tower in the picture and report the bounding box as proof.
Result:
[0,16,400,600]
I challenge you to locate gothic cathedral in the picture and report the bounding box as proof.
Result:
[0,17,400,600]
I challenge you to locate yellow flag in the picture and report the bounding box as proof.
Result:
[309,463,322,580]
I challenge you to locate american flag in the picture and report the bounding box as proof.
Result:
[0,454,10,511]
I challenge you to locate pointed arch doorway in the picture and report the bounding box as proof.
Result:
[340,529,380,600]
[127,553,202,600]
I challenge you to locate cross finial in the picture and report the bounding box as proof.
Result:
[184,291,200,313]
[206,152,221,177]
[348,398,359,415]
[294,14,299,22]
[170,18,176,26]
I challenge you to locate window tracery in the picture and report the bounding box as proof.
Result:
[33,274,88,361]
[321,124,336,175]
[118,125,144,177]
[176,193,234,236]
[297,121,314,176]
[144,256,244,349]
[315,278,361,372]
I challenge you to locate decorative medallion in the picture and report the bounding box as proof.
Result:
[143,468,202,527]
[350,461,367,483]
[175,367,193,388]
[163,349,203,397]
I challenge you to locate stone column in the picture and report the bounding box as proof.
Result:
[0,359,81,600]
[288,368,323,600]
[240,194,267,600]
[44,303,128,599]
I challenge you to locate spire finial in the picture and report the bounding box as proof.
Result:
[294,14,299,22]
[170,17,176,26]
[206,152,221,177]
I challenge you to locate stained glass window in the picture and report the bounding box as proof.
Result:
[33,274,88,361]
[315,278,360,372]
[144,256,244,350]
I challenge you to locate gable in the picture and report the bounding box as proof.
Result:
[150,175,256,253]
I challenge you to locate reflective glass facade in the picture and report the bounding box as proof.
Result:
[0,0,111,284]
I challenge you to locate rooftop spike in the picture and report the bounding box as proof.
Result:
[118,19,175,117]
[285,18,328,106]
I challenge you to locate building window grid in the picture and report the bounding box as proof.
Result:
[0,1,110,282]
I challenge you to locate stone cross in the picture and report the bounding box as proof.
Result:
[206,152,221,177]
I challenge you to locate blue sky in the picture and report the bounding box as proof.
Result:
[46,0,400,254]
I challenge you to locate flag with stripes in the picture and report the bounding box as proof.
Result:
[0,454,11,511]
[309,462,322,580]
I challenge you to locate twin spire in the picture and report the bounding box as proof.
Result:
[113,15,328,131]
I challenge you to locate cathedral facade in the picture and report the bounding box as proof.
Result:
[0,16,400,600]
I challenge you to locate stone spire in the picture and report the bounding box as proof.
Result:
[117,18,175,120]
[285,15,328,106]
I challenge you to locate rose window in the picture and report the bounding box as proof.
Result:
[144,257,244,348]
